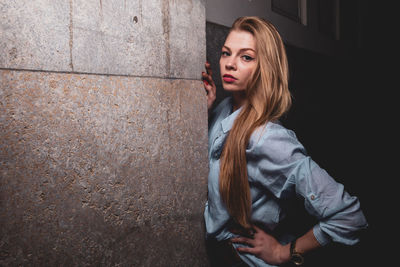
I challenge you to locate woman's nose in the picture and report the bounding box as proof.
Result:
[225,59,236,70]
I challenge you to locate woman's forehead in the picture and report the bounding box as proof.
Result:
[224,30,256,51]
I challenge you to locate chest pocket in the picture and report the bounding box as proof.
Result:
[210,134,227,160]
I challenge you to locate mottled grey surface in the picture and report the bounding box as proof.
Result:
[0,0,206,79]
[0,70,209,266]
[0,0,71,71]
[168,0,206,78]
[1,0,209,265]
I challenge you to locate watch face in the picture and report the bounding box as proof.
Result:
[291,253,304,266]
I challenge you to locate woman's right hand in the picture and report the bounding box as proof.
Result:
[202,61,216,110]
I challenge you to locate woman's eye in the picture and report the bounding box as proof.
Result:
[242,55,254,61]
[221,51,230,57]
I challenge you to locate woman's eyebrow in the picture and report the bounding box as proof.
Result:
[222,45,255,53]
[222,45,231,52]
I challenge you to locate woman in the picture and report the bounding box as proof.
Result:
[202,16,367,267]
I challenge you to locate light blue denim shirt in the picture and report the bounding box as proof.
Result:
[204,97,368,267]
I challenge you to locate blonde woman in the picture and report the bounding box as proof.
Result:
[202,16,367,267]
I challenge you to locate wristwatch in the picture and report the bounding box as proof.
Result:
[290,238,304,266]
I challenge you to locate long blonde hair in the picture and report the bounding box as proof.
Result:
[219,17,292,230]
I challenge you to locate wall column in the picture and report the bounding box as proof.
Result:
[1,0,208,265]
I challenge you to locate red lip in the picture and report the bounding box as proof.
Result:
[223,74,237,83]
[223,74,237,79]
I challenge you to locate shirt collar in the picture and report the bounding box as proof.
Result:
[221,105,243,134]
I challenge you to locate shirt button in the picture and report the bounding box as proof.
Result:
[310,195,315,200]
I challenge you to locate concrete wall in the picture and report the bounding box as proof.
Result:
[1,0,209,266]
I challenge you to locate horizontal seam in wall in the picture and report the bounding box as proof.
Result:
[0,67,200,82]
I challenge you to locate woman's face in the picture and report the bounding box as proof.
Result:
[219,30,257,92]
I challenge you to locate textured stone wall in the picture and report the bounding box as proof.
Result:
[0,0,208,266]
[1,0,205,78]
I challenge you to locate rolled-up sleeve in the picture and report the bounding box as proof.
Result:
[296,159,368,245]
[250,124,368,246]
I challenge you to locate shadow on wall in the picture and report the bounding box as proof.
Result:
[206,22,232,112]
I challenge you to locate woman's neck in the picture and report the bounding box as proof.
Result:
[232,91,246,111]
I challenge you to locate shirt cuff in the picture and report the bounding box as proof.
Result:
[313,224,331,246]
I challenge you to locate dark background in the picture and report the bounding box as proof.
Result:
[206,1,394,266]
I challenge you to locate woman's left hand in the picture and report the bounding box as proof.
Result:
[230,225,290,265]
[202,61,216,110]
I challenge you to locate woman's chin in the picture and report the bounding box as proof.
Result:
[222,84,245,92]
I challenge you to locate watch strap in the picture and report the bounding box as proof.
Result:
[290,238,304,266]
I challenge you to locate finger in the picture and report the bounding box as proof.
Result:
[205,62,213,76]
[202,72,210,82]
[231,237,253,246]
[252,225,261,233]
[252,225,271,237]
[203,73,215,88]
[236,246,257,255]
[202,73,215,89]
[204,82,215,97]
[207,68,213,77]
[203,77,212,89]
[202,70,211,78]
[204,85,209,96]
[229,228,241,235]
